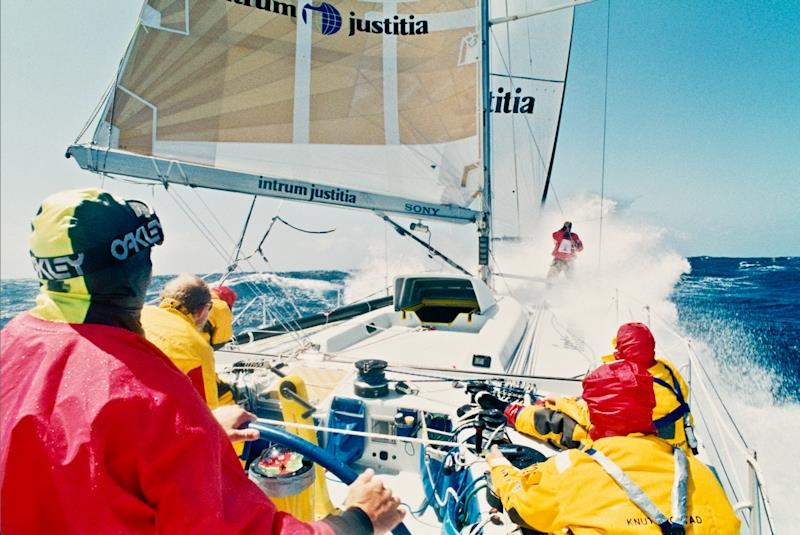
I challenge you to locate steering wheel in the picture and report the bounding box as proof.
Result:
[248,422,412,535]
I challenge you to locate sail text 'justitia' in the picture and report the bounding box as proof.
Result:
[348,13,429,36]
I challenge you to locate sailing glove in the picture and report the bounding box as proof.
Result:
[476,393,524,427]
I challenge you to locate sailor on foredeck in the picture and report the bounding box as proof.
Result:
[547,220,583,279]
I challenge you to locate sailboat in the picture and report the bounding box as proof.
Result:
[66,0,776,533]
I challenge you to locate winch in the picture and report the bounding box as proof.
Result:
[353,359,389,398]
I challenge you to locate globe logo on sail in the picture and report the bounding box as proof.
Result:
[301,2,342,35]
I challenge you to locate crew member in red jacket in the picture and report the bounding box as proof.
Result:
[0,188,404,535]
[547,221,583,279]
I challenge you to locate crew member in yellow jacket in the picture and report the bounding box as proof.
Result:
[479,322,697,453]
[203,285,237,349]
[486,360,740,534]
[201,285,239,407]
[141,274,219,409]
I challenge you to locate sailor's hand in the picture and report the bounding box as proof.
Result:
[485,445,507,463]
[211,404,260,442]
[484,445,515,470]
[344,468,405,534]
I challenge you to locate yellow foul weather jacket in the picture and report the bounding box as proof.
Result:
[202,297,235,348]
[141,301,219,409]
[489,434,740,534]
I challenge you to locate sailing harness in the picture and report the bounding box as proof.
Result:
[586,446,689,535]
[652,365,699,454]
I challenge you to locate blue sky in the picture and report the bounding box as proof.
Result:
[1,1,798,279]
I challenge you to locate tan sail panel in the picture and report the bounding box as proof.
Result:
[102,0,478,148]
[95,0,481,206]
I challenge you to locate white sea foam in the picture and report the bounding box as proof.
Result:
[224,271,339,295]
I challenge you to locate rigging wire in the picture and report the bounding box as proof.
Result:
[548,184,567,220]
[219,196,257,285]
[166,188,231,261]
[161,188,314,347]
[501,0,523,235]
[598,0,611,265]
[223,211,339,343]
[73,78,115,143]
[273,216,336,235]
[384,224,390,296]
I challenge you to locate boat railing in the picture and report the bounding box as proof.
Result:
[613,289,777,535]
[680,337,776,535]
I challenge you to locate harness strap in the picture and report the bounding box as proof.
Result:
[662,365,686,404]
[652,367,691,428]
[652,395,690,427]
[586,447,688,534]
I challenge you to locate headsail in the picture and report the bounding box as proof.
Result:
[69,0,483,222]
[489,0,574,238]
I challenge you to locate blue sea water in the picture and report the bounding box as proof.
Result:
[671,257,800,403]
[2,257,798,402]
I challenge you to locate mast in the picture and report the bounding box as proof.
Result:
[478,0,492,284]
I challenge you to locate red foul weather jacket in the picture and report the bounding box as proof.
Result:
[0,313,356,535]
[551,230,584,260]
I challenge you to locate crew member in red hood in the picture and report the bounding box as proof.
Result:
[0,188,404,535]
[486,360,740,534]
[547,221,583,279]
[608,322,697,453]
[478,322,697,453]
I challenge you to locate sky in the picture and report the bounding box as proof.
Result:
[1,0,799,279]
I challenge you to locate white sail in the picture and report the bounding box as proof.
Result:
[489,0,573,238]
[84,0,483,215]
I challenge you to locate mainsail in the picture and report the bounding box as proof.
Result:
[69,0,483,222]
[67,0,573,229]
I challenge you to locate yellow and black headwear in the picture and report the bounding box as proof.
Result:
[29,188,164,332]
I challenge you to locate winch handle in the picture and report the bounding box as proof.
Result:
[248,421,412,535]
